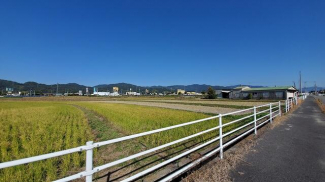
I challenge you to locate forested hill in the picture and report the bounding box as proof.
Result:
[0,79,266,94]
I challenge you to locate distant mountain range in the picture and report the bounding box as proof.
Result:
[1,79,321,94]
[301,87,325,93]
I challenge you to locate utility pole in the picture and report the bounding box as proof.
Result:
[299,71,302,93]
[315,82,317,95]
[304,81,307,93]
[56,83,59,96]
[293,81,296,88]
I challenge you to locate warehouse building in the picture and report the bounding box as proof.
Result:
[218,86,298,100]
[241,86,298,100]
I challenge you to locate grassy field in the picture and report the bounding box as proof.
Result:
[0,98,271,181]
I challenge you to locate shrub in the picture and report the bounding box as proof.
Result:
[206,87,216,99]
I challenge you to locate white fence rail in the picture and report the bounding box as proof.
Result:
[0,97,306,182]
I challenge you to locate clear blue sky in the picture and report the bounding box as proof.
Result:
[0,0,324,87]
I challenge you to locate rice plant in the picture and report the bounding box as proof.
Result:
[0,101,93,181]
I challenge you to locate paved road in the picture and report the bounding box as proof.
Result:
[231,97,325,182]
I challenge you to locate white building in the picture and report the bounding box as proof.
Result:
[126,92,140,96]
[93,91,120,96]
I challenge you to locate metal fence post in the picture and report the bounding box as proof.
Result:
[254,106,257,135]
[269,103,273,123]
[290,99,292,110]
[219,114,223,159]
[296,97,298,105]
[86,141,93,182]
[278,101,281,116]
[285,99,288,113]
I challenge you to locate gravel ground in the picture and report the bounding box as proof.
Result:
[142,100,271,107]
[91,101,250,115]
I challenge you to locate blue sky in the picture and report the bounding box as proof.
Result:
[0,0,324,87]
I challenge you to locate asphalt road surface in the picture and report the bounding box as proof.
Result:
[231,97,325,182]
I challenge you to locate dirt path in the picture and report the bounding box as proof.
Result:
[90,101,244,115]
[72,104,198,182]
[142,99,270,106]
[72,105,151,182]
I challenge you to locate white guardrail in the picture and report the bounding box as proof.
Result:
[0,96,306,182]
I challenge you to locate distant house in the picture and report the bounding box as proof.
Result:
[126,92,140,96]
[185,91,202,96]
[242,86,298,100]
[6,87,13,95]
[93,91,110,96]
[216,90,232,98]
[113,87,119,92]
[186,91,195,95]
[177,89,185,95]
[229,86,250,99]
[93,91,120,96]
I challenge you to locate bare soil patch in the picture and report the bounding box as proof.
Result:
[91,101,243,115]
[143,99,271,107]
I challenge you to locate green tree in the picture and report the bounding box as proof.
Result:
[206,87,216,99]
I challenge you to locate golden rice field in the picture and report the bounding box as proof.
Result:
[75,102,216,147]
[0,100,262,181]
[0,101,93,181]
[74,102,260,158]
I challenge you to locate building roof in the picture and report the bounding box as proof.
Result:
[245,86,297,91]
[233,86,250,90]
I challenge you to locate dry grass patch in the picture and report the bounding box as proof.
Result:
[315,98,325,113]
